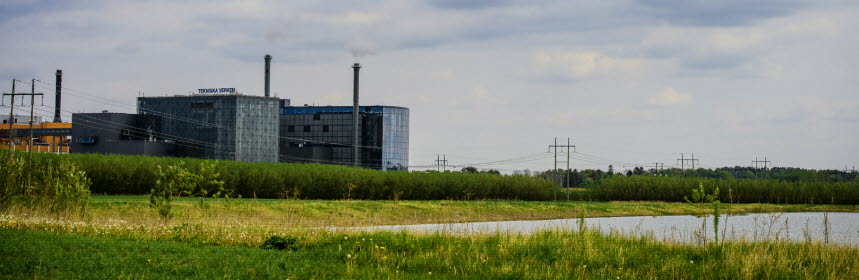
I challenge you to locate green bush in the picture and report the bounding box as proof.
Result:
[0,150,91,213]
[150,162,198,219]
[588,176,859,204]
[23,153,556,201]
[261,235,299,251]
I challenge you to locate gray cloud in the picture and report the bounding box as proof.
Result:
[0,0,856,170]
[636,0,806,26]
[429,0,513,10]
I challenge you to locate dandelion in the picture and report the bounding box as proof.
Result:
[346,254,352,259]
[428,272,432,275]
[381,256,388,260]
[380,246,385,250]
[690,260,694,264]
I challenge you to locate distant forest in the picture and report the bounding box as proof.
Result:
[476,166,858,188]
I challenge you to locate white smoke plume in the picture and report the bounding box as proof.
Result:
[349,39,378,61]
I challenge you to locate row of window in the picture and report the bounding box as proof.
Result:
[287,125,328,132]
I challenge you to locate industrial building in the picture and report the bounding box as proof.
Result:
[63,55,409,169]
[137,95,280,162]
[279,105,409,170]
[70,112,169,156]
[1,70,72,153]
[1,115,71,153]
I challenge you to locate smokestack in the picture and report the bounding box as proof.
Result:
[53,70,62,123]
[352,63,361,168]
[264,54,272,97]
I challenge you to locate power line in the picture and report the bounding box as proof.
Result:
[752,157,772,170]
[676,153,699,171]
[435,154,448,172]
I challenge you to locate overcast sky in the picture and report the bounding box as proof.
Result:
[1,0,857,172]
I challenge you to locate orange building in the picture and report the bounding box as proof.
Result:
[0,121,71,153]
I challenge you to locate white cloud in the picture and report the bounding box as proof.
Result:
[472,85,489,99]
[649,88,691,106]
[534,50,643,79]
[345,11,379,25]
[430,71,454,80]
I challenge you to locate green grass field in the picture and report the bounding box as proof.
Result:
[3,195,857,246]
[79,195,859,226]
[2,228,857,279]
[3,196,859,278]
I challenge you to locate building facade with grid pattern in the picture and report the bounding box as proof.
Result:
[279,105,409,171]
[137,95,280,162]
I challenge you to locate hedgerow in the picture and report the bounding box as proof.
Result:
[27,153,555,201]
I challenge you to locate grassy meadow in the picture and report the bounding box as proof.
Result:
[3,226,858,279]
[1,196,857,246]
[11,151,858,203]
[3,151,859,278]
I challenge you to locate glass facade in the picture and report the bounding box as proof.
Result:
[137,95,280,162]
[279,106,409,170]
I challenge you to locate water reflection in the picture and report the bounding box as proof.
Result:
[365,212,859,245]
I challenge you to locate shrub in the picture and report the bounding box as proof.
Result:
[28,153,556,201]
[261,235,299,251]
[0,150,91,213]
[149,162,197,219]
[589,176,859,204]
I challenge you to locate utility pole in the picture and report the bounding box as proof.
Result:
[4,79,16,160]
[26,79,42,190]
[752,157,772,170]
[4,79,43,192]
[676,153,699,171]
[435,154,448,172]
[548,138,575,187]
[653,163,664,176]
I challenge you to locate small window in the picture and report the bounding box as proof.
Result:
[313,113,321,120]
[303,126,311,132]
[323,125,329,132]
[191,101,214,109]
[287,125,295,132]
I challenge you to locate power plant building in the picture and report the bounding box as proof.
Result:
[61,55,408,169]
[70,112,169,156]
[137,95,280,162]
[279,105,409,170]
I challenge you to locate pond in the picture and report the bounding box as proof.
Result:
[364,212,859,245]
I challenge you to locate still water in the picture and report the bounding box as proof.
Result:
[365,212,859,245]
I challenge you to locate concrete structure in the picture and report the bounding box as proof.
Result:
[2,114,43,125]
[70,112,170,156]
[137,94,280,162]
[279,105,409,170]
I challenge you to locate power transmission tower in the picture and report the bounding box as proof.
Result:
[676,153,699,171]
[548,138,575,188]
[435,154,448,172]
[844,166,856,173]
[752,157,772,170]
[653,163,664,176]
[3,79,44,191]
